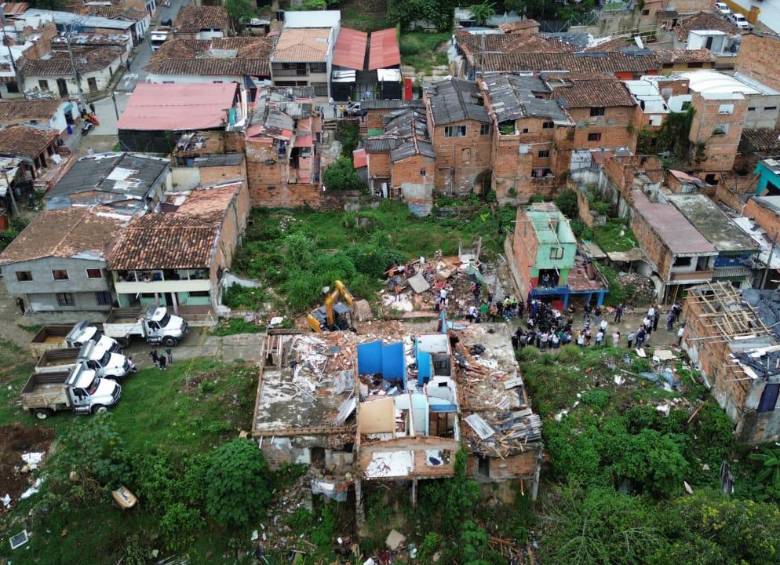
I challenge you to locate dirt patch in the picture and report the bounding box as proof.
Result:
[0,424,54,511]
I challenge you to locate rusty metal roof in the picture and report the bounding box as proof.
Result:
[332,27,367,70]
[368,28,400,70]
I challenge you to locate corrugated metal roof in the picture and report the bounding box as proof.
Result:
[632,190,716,255]
[117,83,237,131]
[483,74,568,123]
[332,27,367,71]
[426,78,490,125]
[368,28,400,70]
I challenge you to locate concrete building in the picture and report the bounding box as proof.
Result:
[172,5,230,40]
[735,33,780,91]
[744,195,780,240]
[480,74,573,203]
[0,99,75,133]
[45,152,171,215]
[683,283,780,444]
[755,158,780,196]
[20,45,126,98]
[667,193,758,288]
[630,189,718,302]
[108,181,249,314]
[508,202,606,308]
[0,124,61,179]
[144,36,274,96]
[424,78,492,196]
[0,207,128,314]
[270,11,341,97]
[18,9,143,46]
[625,78,670,130]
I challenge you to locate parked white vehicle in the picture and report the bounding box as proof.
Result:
[103,306,187,347]
[22,363,121,419]
[715,2,731,16]
[66,321,122,353]
[78,340,136,379]
[729,12,752,30]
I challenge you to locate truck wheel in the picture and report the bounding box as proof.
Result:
[33,408,52,420]
[162,336,177,347]
[92,405,108,415]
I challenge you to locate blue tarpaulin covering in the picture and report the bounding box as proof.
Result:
[417,349,432,386]
[358,340,406,384]
[430,403,457,413]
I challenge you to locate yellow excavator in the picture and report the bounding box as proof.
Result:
[306,280,355,332]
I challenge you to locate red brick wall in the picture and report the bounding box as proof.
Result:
[736,34,780,92]
[744,197,780,240]
[512,208,539,297]
[689,93,747,172]
[630,198,672,279]
[431,120,493,195]
[249,182,321,208]
[567,106,639,152]
[367,151,391,179]
[391,154,435,190]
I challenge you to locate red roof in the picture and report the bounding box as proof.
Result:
[353,148,367,169]
[117,83,237,132]
[333,27,367,71]
[368,28,400,71]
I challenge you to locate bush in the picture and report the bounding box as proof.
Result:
[335,121,359,156]
[222,284,267,310]
[555,189,578,219]
[323,156,367,192]
[204,439,272,528]
[211,318,264,336]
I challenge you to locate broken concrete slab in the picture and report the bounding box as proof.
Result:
[407,272,431,294]
[386,529,406,551]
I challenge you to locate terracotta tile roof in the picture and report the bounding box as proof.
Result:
[81,4,147,21]
[584,36,633,52]
[174,5,230,34]
[498,19,539,34]
[475,50,659,74]
[272,28,330,63]
[456,30,571,65]
[21,46,123,76]
[655,48,715,65]
[740,128,780,154]
[674,11,739,41]
[146,36,274,77]
[368,28,400,70]
[0,99,61,125]
[554,78,636,108]
[0,125,58,160]
[109,185,239,270]
[332,27,367,70]
[0,207,127,265]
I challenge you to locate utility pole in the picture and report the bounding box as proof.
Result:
[762,233,778,289]
[111,91,119,120]
[64,21,86,105]
[2,167,18,218]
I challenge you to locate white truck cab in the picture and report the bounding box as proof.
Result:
[730,12,752,30]
[715,2,731,16]
[66,321,121,353]
[103,306,187,347]
[22,363,121,419]
[79,340,136,379]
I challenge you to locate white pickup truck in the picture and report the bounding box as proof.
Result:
[66,321,122,352]
[34,342,136,380]
[21,363,121,419]
[103,306,187,347]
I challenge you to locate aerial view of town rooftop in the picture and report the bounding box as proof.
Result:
[0,0,778,561]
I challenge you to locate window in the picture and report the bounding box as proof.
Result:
[52,269,69,281]
[419,169,427,176]
[704,173,718,184]
[758,383,780,413]
[538,149,550,158]
[681,101,691,111]
[309,63,326,73]
[444,125,466,137]
[189,291,210,297]
[718,104,734,114]
[480,123,490,135]
[521,128,529,133]
[550,247,564,260]
[95,291,112,306]
[641,8,650,14]
[765,106,778,111]
[687,62,703,68]
[587,132,602,142]
[542,121,554,129]
[461,148,471,163]
[15,271,32,282]
[589,107,605,117]
[748,106,757,112]
[87,77,98,92]
[712,124,729,135]
[6,81,18,94]
[56,293,74,306]
[673,256,692,267]
[86,269,102,279]
[38,79,48,91]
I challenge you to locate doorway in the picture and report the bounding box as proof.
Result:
[56,79,68,97]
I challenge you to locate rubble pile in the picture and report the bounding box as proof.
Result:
[617,272,655,304]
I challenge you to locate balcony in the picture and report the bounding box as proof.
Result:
[113,269,210,294]
[669,270,714,283]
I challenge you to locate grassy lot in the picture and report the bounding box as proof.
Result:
[592,219,638,252]
[400,32,450,73]
[230,199,516,312]
[340,0,388,30]
[0,340,259,564]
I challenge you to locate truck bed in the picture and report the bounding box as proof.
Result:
[29,326,72,359]
[36,348,80,368]
[21,371,70,409]
[105,308,143,324]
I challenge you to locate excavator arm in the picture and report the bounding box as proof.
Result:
[310,280,354,332]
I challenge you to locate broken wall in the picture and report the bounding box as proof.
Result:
[430,120,492,196]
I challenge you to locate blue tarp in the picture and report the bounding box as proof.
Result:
[429,403,458,413]
[417,349,432,386]
[358,340,406,384]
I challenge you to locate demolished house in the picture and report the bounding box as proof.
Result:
[252,321,543,517]
[683,282,780,443]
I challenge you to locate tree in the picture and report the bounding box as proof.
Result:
[554,188,579,219]
[224,0,255,27]
[204,439,272,528]
[750,446,780,494]
[469,2,495,25]
[323,156,367,192]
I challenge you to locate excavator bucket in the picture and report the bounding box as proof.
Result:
[306,314,322,332]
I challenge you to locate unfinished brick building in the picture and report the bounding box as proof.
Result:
[683,283,780,444]
[551,78,640,154]
[688,91,747,174]
[244,87,323,208]
[481,74,574,204]
[736,33,780,93]
[424,78,493,196]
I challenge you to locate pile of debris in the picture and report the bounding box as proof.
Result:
[617,271,655,304]
[0,424,53,512]
[463,410,543,458]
